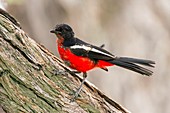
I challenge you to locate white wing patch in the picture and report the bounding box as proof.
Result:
[70,45,115,58]
[91,48,114,58]
[70,45,91,51]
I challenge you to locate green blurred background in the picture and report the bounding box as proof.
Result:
[1,0,169,113]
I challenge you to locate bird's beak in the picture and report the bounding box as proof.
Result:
[50,30,56,33]
[50,30,61,35]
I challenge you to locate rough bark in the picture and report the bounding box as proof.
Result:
[0,9,130,113]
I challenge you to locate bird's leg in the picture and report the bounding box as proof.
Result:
[71,72,87,102]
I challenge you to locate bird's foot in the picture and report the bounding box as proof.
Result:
[53,69,67,76]
[70,87,82,102]
[70,72,87,102]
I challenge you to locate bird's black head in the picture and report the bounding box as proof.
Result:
[50,24,74,39]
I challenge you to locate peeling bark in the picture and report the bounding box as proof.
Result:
[0,9,130,113]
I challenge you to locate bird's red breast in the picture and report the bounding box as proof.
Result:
[57,39,95,72]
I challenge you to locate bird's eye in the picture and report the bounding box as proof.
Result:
[63,29,66,32]
[56,27,62,32]
[58,28,62,31]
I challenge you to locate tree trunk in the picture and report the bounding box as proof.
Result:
[0,9,130,113]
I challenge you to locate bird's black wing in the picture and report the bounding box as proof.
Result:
[69,38,116,61]
[69,38,155,75]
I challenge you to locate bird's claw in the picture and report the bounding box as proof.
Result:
[53,69,67,75]
[70,89,80,102]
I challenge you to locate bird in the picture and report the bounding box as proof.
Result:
[50,24,155,100]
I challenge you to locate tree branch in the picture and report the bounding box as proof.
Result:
[0,9,130,113]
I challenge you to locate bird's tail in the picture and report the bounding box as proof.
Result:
[109,57,155,76]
